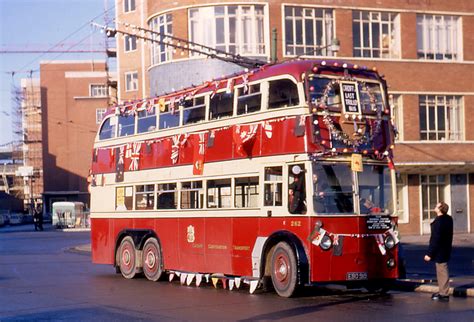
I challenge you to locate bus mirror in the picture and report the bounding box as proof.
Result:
[292,165,302,175]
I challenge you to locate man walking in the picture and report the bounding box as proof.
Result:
[424,201,453,302]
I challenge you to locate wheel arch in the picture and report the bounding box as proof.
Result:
[260,230,309,286]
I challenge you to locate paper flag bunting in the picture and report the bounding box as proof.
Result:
[180,273,187,285]
[186,274,195,286]
[169,273,175,282]
[235,277,241,289]
[196,274,203,287]
[229,280,235,290]
[249,280,259,294]
[211,277,218,288]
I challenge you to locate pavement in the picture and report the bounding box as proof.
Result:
[1,223,472,297]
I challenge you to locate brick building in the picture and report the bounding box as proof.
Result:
[114,0,474,235]
[40,60,115,213]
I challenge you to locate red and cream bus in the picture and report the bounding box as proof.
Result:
[90,60,399,297]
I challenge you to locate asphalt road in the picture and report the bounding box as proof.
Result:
[0,227,473,321]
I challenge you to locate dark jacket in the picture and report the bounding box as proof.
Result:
[427,214,453,263]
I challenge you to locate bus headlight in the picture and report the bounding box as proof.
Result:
[320,235,333,250]
[384,235,396,250]
[386,257,396,268]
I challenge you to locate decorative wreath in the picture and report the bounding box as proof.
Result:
[314,76,383,147]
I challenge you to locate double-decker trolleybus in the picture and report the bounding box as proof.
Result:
[90,60,399,297]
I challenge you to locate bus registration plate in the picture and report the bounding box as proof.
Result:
[346,272,368,280]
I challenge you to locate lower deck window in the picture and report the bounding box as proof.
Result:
[207,179,231,208]
[116,186,133,211]
[264,166,283,206]
[181,181,203,209]
[157,183,177,209]
[135,184,155,210]
[235,177,259,208]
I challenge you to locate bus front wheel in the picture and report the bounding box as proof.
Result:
[142,238,163,281]
[271,242,298,297]
[118,236,137,279]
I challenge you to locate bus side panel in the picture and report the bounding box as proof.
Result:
[231,217,257,276]
[91,218,115,265]
[177,218,205,272]
[205,217,233,273]
[260,118,305,156]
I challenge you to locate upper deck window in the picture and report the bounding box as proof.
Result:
[118,115,135,137]
[268,79,299,109]
[159,104,180,129]
[137,106,157,133]
[209,92,233,120]
[99,116,116,140]
[183,96,206,125]
[237,84,261,115]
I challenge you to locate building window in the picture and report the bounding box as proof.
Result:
[124,0,135,13]
[157,183,177,209]
[417,14,461,60]
[353,11,400,58]
[419,95,463,141]
[124,35,137,52]
[149,14,173,64]
[90,84,107,97]
[284,6,334,57]
[189,5,266,56]
[96,108,107,124]
[181,181,203,209]
[125,72,138,92]
[135,184,155,210]
[390,95,403,141]
[395,173,408,223]
[421,175,447,225]
[264,166,283,206]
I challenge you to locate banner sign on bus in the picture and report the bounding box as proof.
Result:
[366,215,392,230]
[340,81,361,115]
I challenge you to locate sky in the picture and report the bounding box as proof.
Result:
[0,0,114,147]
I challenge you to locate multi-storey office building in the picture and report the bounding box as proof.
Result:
[40,60,115,213]
[114,0,474,235]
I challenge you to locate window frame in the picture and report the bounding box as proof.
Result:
[125,71,139,92]
[90,84,108,97]
[124,35,137,52]
[419,95,463,141]
[135,184,156,210]
[416,14,462,61]
[123,0,135,13]
[96,108,107,125]
[352,10,400,59]
[149,13,173,65]
[283,5,335,57]
[188,5,267,57]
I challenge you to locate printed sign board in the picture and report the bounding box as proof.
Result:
[340,81,361,114]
